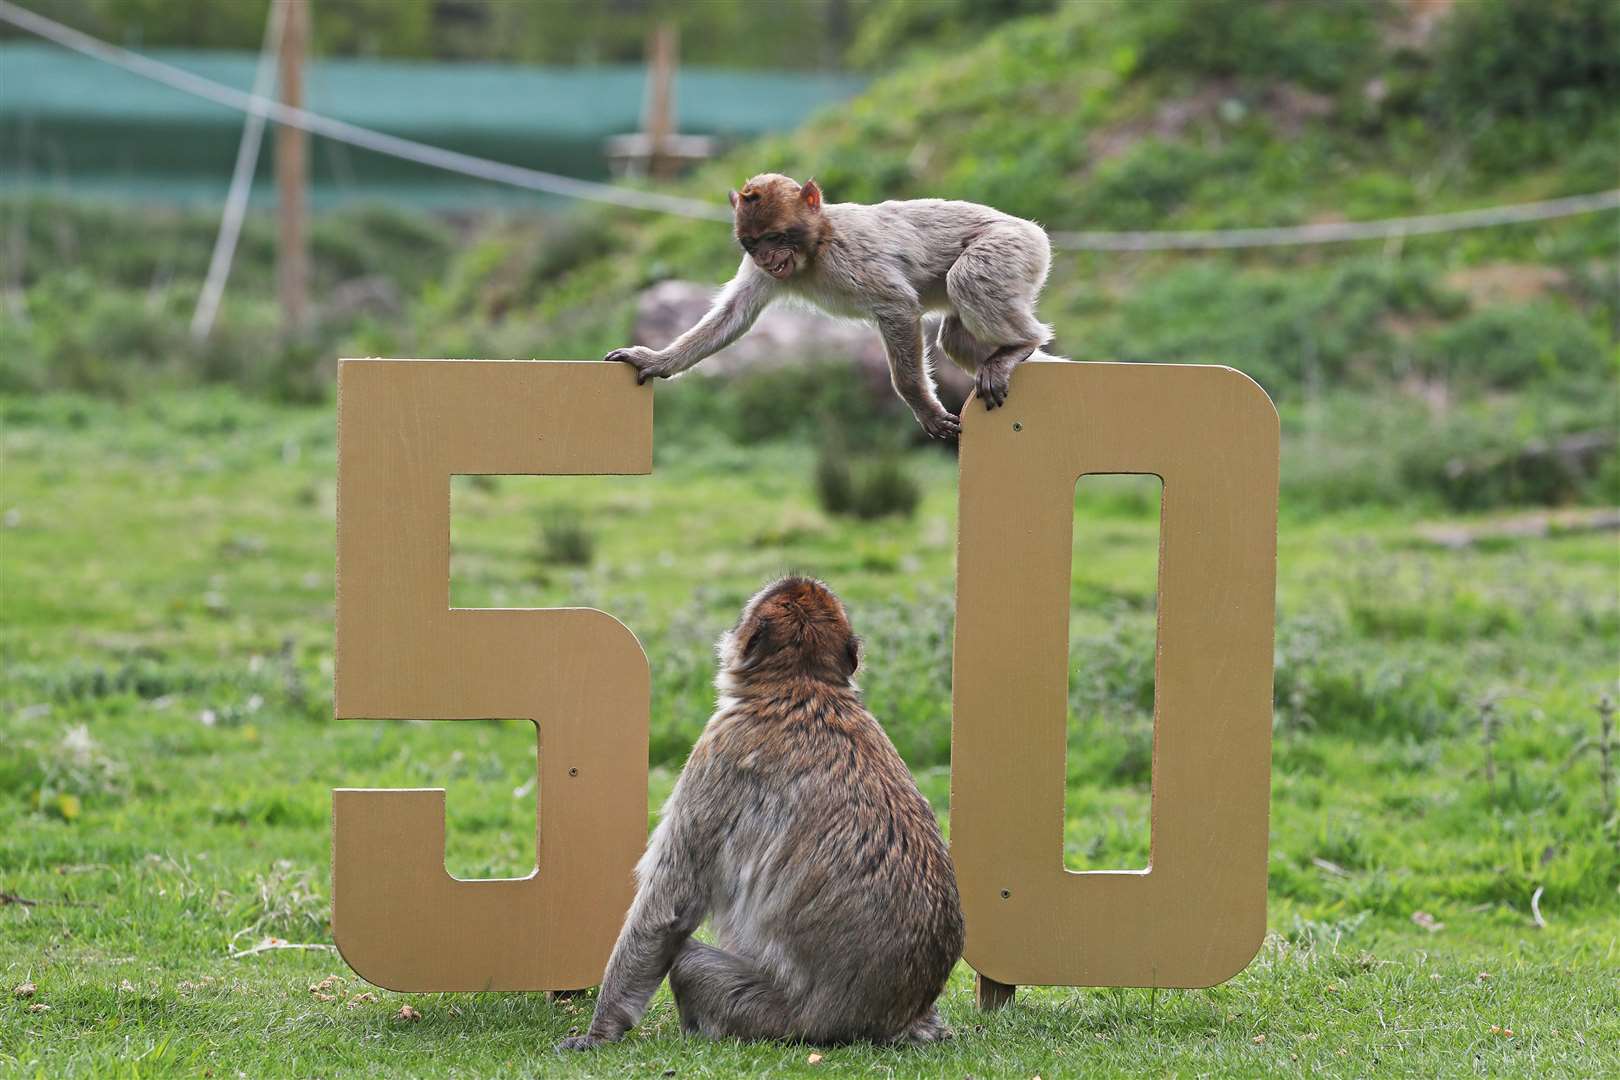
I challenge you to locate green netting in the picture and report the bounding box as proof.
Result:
[0,43,864,207]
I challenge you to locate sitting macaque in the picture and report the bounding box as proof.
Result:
[605,173,1057,438]
[558,576,964,1049]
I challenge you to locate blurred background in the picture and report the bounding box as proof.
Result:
[2,1,1618,1071]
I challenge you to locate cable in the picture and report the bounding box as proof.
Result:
[0,0,731,222]
[190,0,285,340]
[1049,190,1620,251]
[3,0,1616,248]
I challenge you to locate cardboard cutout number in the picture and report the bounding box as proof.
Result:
[332,359,652,992]
[330,357,1279,1001]
[950,361,1278,996]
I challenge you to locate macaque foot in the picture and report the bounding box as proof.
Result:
[891,1008,954,1045]
[916,408,962,441]
[603,346,673,385]
[556,1033,610,1052]
[974,362,1013,410]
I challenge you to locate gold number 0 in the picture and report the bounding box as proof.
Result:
[332,359,651,992]
[951,361,1278,998]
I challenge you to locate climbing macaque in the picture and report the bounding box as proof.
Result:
[604,173,1056,439]
[558,576,963,1049]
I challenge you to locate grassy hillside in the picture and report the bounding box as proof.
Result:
[417,0,1619,510]
[6,2,1616,516]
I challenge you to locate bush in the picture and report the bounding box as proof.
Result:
[850,457,922,519]
[1134,0,1382,93]
[1432,0,1620,129]
[729,363,904,447]
[813,450,857,516]
[813,443,921,520]
[1099,258,1465,396]
[1415,302,1611,391]
[536,506,595,567]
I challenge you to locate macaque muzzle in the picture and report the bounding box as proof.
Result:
[754,248,798,279]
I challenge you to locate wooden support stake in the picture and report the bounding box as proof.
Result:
[644,21,678,180]
[976,973,1016,1011]
[276,0,309,334]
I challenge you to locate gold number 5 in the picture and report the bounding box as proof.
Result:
[332,359,652,992]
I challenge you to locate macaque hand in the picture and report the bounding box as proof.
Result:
[914,406,962,441]
[603,346,673,385]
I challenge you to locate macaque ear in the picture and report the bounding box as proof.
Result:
[840,634,861,679]
[728,189,740,209]
[801,178,822,212]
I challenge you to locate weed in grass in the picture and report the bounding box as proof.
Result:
[228,860,328,946]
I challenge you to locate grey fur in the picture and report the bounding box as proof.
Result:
[604,174,1056,438]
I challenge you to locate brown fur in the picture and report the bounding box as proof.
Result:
[558,577,964,1050]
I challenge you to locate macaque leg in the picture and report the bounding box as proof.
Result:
[936,313,993,376]
[668,940,797,1041]
[877,311,961,440]
[973,342,1039,410]
[946,224,1052,411]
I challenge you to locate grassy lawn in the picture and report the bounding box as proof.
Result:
[2,388,1617,1077]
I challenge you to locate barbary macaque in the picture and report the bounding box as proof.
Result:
[604,173,1057,438]
[558,576,964,1050]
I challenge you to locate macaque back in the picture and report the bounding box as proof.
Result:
[560,577,963,1049]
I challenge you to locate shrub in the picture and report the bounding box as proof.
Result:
[813,443,921,520]
[813,450,857,516]
[1432,0,1620,130]
[729,362,903,447]
[851,457,922,519]
[1414,302,1610,391]
[1134,0,1382,93]
[536,506,595,566]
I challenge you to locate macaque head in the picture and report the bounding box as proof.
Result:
[728,173,823,281]
[718,575,861,687]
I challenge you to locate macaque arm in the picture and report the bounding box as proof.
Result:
[659,260,775,373]
[577,767,717,1043]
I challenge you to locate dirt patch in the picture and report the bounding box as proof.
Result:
[1444,263,1566,307]
[1087,79,1334,169]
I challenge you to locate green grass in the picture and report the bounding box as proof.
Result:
[2,388,1617,1076]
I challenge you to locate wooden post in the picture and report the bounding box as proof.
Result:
[276,0,309,334]
[643,21,677,180]
[976,973,1016,1011]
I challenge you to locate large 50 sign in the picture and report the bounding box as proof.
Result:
[332,359,1278,1004]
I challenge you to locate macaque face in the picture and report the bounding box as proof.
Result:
[730,173,822,281]
[736,225,809,279]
